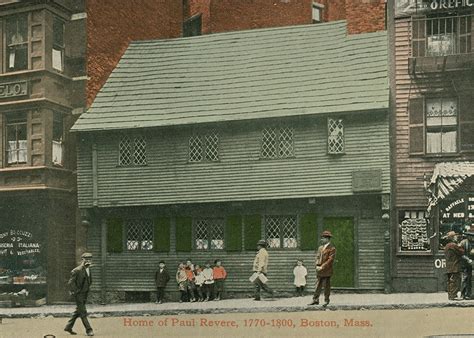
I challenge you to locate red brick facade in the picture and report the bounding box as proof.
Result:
[345,0,386,35]
[86,0,183,106]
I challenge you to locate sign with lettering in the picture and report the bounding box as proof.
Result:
[0,81,28,99]
[395,0,474,17]
[352,169,382,192]
[0,229,41,257]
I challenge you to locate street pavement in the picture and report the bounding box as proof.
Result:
[1,292,473,318]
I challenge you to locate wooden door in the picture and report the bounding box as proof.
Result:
[323,217,354,287]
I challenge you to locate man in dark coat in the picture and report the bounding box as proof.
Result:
[155,260,170,304]
[444,231,464,301]
[64,252,94,336]
[309,230,336,307]
[460,227,474,299]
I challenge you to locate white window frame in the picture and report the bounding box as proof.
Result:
[312,2,324,23]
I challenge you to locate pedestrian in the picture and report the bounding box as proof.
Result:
[202,261,214,301]
[444,231,465,301]
[252,239,274,301]
[176,262,187,303]
[185,260,197,302]
[293,259,307,297]
[213,259,227,300]
[460,227,474,300]
[64,252,94,336]
[309,230,336,307]
[194,265,205,301]
[154,260,170,304]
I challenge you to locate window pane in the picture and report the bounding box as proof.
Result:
[204,132,219,161]
[427,131,442,153]
[6,15,27,45]
[312,6,321,22]
[427,34,456,56]
[52,48,63,71]
[195,219,209,250]
[133,136,147,165]
[261,128,277,158]
[119,136,132,165]
[328,118,344,154]
[53,18,64,46]
[189,135,203,162]
[279,127,294,157]
[441,131,457,153]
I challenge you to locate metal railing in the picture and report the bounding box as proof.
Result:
[412,14,472,57]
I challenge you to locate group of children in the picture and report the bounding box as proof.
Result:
[155,258,308,303]
[176,259,227,303]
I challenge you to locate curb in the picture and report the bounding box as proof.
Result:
[2,302,473,319]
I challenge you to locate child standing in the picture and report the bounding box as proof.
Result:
[202,261,214,301]
[213,259,227,300]
[194,265,205,301]
[176,262,187,303]
[293,259,307,297]
[185,261,197,302]
[155,260,170,304]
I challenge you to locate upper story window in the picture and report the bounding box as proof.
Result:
[52,112,64,166]
[312,2,324,23]
[126,219,153,251]
[119,135,147,166]
[6,14,28,72]
[194,218,224,250]
[6,112,27,165]
[426,98,458,154]
[412,14,472,57]
[261,127,294,159]
[183,14,202,37]
[327,118,344,154]
[52,17,65,72]
[265,215,297,249]
[188,131,219,162]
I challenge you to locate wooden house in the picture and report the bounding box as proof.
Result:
[390,0,474,292]
[72,21,390,302]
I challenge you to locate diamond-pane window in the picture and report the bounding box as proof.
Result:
[194,218,224,250]
[119,135,147,166]
[328,118,344,154]
[265,215,297,249]
[261,127,294,159]
[126,219,153,251]
[189,132,219,162]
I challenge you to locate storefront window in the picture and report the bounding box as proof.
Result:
[439,194,474,249]
[398,210,431,252]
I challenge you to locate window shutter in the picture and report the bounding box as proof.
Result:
[460,95,474,152]
[225,215,242,251]
[412,18,426,57]
[409,98,425,155]
[244,214,261,251]
[154,217,170,252]
[176,217,192,252]
[300,213,318,250]
[106,218,123,253]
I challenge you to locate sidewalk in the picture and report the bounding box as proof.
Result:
[1,292,473,318]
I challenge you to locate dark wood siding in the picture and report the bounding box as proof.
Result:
[77,113,390,208]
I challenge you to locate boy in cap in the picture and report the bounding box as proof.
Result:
[64,252,94,336]
[252,239,273,300]
[309,230,336,307]
[155,260,170,304]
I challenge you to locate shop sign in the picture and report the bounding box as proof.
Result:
[434,258,446,268]
[0,229,41,257]
[0,81,28,98]
[395,0,474,17]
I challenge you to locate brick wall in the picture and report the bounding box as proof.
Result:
[209,0,312,33]
[86,0,183,106]
[346,0,386,34]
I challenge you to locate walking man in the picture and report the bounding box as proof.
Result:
[460,227,473,300]
[253,239,273,300]
[64,252,94,336]
[309,230,336,307]
[444,231,464,301]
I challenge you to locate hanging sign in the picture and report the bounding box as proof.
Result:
[395,0,474,17]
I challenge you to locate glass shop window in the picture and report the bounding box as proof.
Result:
[398,210,430,252]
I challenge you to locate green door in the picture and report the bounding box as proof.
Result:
[323,217,354,287]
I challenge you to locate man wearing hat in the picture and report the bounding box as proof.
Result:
[252,239,273,300]
[460,225,474,300]
[444,231,465,301]
[64,252,94,336]
[309,230,336,307]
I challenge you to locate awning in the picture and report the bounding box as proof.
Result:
[427,162,474,213]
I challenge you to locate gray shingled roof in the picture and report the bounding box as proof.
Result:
[73,21,388,132]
